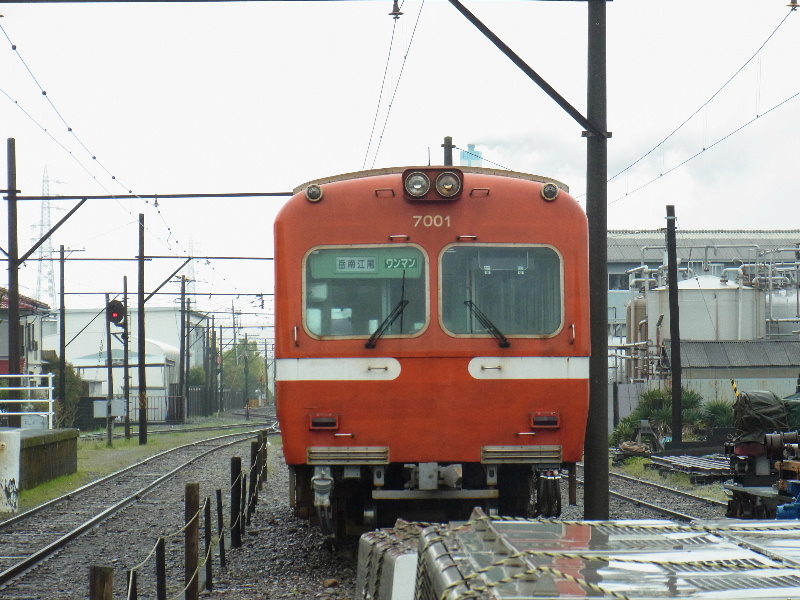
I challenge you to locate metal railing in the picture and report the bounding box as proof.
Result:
[0,373,55,429]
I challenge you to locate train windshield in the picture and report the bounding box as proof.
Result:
[440,244,563,337]
[304,245,428,338]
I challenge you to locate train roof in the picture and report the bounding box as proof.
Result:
[360,509,800,599]
[293,166,569,195]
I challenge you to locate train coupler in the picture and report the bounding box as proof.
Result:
[311,466,335,542]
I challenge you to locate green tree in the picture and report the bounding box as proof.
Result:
[43,361,87,429]
[187,365,207,387]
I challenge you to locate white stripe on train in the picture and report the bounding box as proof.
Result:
[275,356,589,381]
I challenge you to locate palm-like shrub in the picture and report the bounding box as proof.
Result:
[702,398,735,429]
[611,386,709,445]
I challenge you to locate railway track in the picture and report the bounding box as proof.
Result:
[78,419,275,442]
[0,426,274,593]
[575,464,729,521]
[606,470,728,521]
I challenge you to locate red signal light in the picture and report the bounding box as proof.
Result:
[106,299,126,326]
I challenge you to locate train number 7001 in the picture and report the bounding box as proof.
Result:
[413,215,451,228]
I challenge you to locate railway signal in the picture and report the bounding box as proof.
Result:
[106,299,126,326]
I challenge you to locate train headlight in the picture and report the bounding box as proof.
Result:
[436,172,461,198]
[541,182,560,202]
[404,172,431,197]
[305,184,324,203]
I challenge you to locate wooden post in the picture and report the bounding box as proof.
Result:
[259,430,268,489]
[89,565,113,600]
[185,482,200,600]
[216,489,226,568]
[248,441,259,520]
[204,498,213,591]
[239,470,247,537]
[126,570,138,600]
[230,457,242,548]
[156,537,166,600]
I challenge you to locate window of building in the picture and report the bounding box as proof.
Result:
[608,273,629,290]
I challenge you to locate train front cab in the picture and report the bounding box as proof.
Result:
[274,167,590,540]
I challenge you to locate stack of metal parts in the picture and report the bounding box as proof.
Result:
[357,508,800,599]
[356,520,422,600]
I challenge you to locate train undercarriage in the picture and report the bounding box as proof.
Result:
[290,460,573,545]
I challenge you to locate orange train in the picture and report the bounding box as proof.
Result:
[274,166,590,541]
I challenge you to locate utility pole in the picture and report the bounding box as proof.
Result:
[179,275,186,418]
[186,297,191,421]
[666,205,683,444]
[583,0,610,520]
[6,139,86,428]
[59,245,66,412]
[219,323,225,412]
[6,139,21,427]
[211,316,217,413]
[123,276,130,439]
[138,214,147,444]
[243,333,249,411]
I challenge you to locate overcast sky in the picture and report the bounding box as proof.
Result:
[1,0,798,325]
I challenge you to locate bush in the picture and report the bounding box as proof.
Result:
[610,386,709,445]
[703,398,735,429]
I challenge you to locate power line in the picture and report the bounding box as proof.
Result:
[2,256,274,261]
[607,9,795,186]
[608,90,800,206]
[369,0,426,169]
[14,192,292,201]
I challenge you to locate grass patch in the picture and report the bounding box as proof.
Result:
[613,456,730,503]
[3,419,272,522]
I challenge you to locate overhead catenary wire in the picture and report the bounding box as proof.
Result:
[607,90,800,206]
[0,19,233,285]
[362,2,402,170]
[0,19,281,324]
[367,0,426,169]
[607,9,795,186]
[442,9,796,207]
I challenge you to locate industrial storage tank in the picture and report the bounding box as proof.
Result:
[766,288,800,337]
[645,273,765,342]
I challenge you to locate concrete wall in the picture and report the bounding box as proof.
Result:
[19,428,79,490]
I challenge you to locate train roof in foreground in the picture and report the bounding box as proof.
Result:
[292,166,570,195]
[358,508,800,599]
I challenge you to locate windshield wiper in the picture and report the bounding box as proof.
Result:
[464,300,510,348]
[365,300,409,349]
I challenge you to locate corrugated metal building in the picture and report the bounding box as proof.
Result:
[665,340,800,401]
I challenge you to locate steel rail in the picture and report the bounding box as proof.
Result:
[608,470,728,508]
[606,487,700,522]
[576,476,699,522]
[0,430,264,586]
[78,421,276,442]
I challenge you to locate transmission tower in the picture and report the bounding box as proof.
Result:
[33,166,61,307]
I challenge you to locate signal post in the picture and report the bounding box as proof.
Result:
[105,296,127,446]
